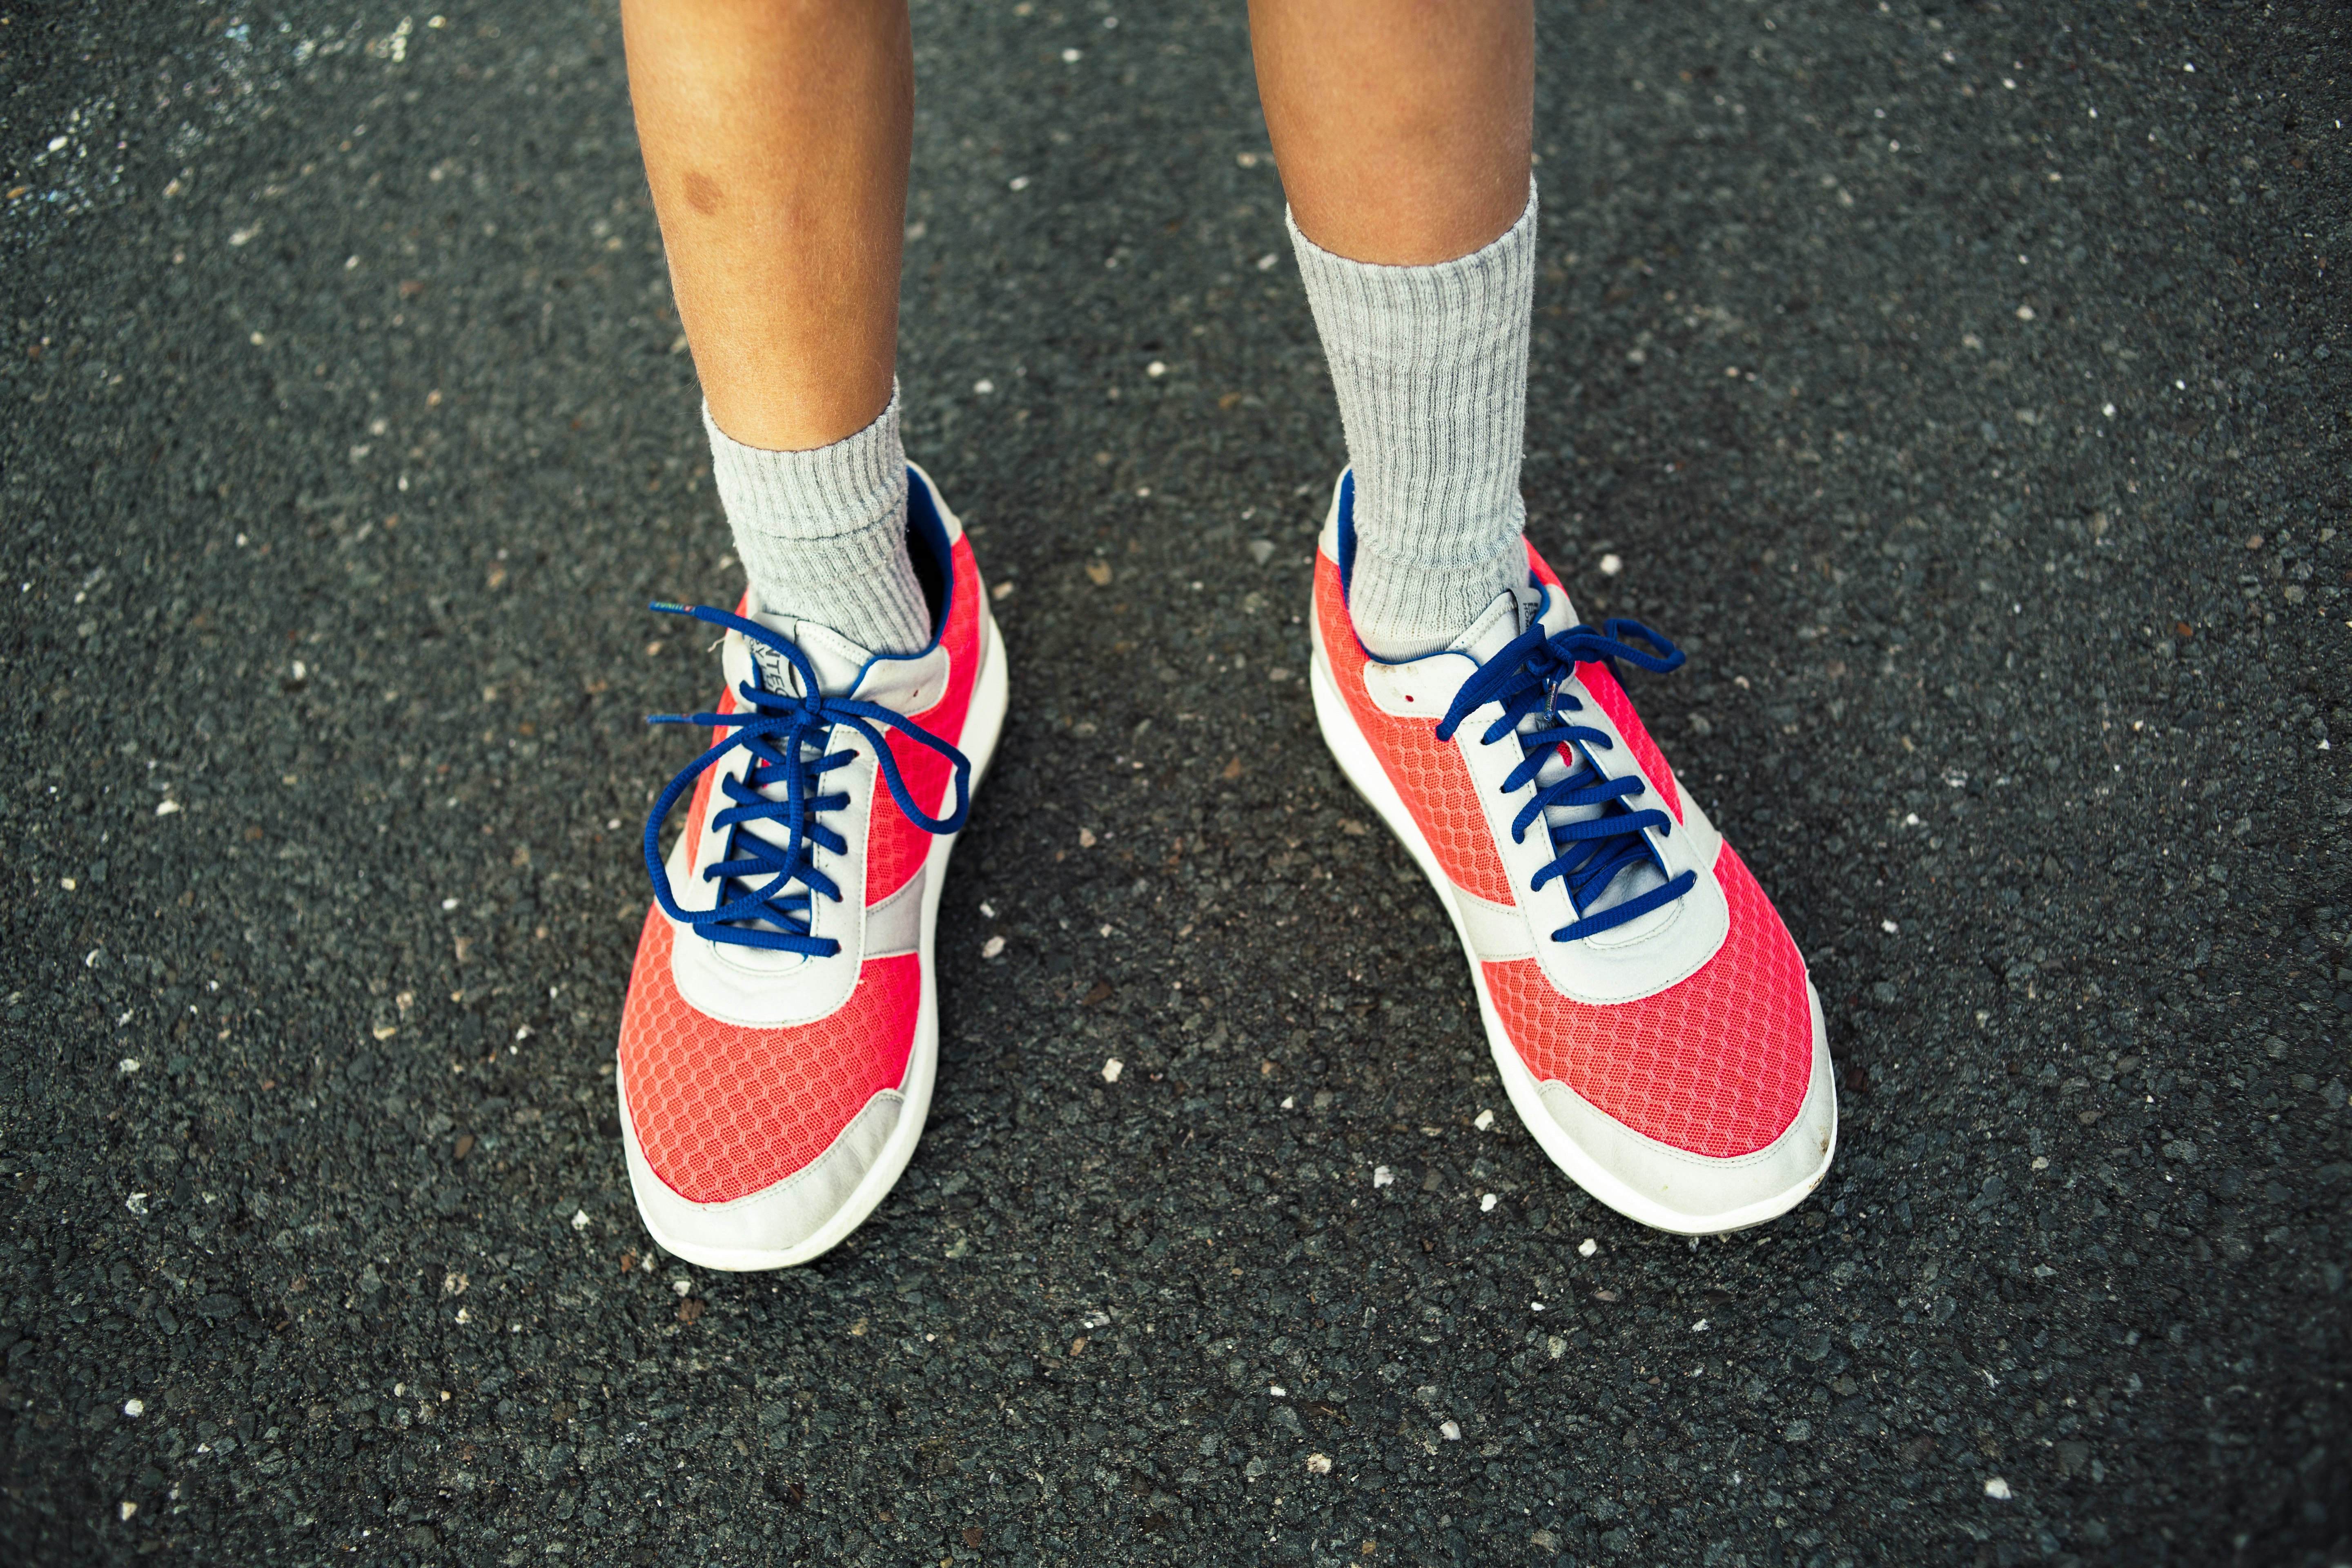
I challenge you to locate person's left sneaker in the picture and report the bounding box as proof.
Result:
[613,463,1008,1271]
[1308,470,1835,1234]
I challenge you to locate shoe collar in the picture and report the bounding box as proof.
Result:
[730,460,961,716]
[1328,466,1564,667]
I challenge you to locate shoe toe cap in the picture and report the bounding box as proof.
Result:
[619,1075,904,1270]
[1530,982,1836,1234]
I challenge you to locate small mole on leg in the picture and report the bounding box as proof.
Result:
[684,171,723,216]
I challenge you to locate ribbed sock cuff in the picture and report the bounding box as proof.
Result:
[1291,181,1539,659]
[702,386,931,657]
[1345,523,1530,657]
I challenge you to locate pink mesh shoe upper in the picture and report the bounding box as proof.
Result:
[1483,845,1813,1157]
[1315,553,1517,906]
[619,919,922,1203]
[617,532,980,1204]
[1323,530,1812,1159]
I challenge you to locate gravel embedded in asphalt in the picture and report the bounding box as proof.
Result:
[2,0,2349,1564]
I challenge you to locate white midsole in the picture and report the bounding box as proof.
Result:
[626,601,1011,1272]
[1309,644,1833,1235]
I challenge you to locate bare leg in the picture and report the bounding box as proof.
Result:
[622,0,931,656]
[623,0,911,452]
[1248,0,1533,265]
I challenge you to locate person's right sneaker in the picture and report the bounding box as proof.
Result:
[613,463,1008,1271]
[1309,471,1835,1234]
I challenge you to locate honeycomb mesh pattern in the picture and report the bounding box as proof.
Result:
[619,909,921,1204]
[1315,553,1516,905]
[1482,844,1813,1158]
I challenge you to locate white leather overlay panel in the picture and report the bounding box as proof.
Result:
[863,866,925,959]
[1454,889,1535,962]
[1452,673,1729,1007]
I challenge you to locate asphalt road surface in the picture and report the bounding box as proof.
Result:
[4,0,2350,1564]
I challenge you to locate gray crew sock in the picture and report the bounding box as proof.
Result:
[1289,182,1539,661]
[702,384,932,658]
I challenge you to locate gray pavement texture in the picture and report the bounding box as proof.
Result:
[3,0,2350,1564]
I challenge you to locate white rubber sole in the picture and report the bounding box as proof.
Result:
[627,602,1011,1272]
[1309,645,1834,1235]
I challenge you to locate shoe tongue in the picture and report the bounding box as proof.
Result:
[1534,578,1579,639]
[1443,584,1542,664]
[747,612,875,700]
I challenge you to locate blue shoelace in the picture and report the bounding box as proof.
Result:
[641,603,972,956]
[1432,606,1695,943]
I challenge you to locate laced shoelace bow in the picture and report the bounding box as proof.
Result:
[641,603,971,956]
[1432,604,1696,942]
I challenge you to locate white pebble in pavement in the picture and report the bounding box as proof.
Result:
[1372,1165,1393,1188]
[571,1209,591,1232]
[123,1399,144,1418]
[120,1502,138,1522]
[1578,1237,1599,1257]
[1306,1453,1332,1474]
[1439,1421,1462,1441]
[1480,1193,1498,1212]
[982,935,1005,958]
[1984,1477,2012,1499]
[671,1278,693,1297]
[1101,1058,1123,1084]
[1473,1109,1495,1131]
[1599,553,1624,577]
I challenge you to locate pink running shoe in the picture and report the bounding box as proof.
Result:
[615,464,1008,1270]
[1309,472,1835,1234]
